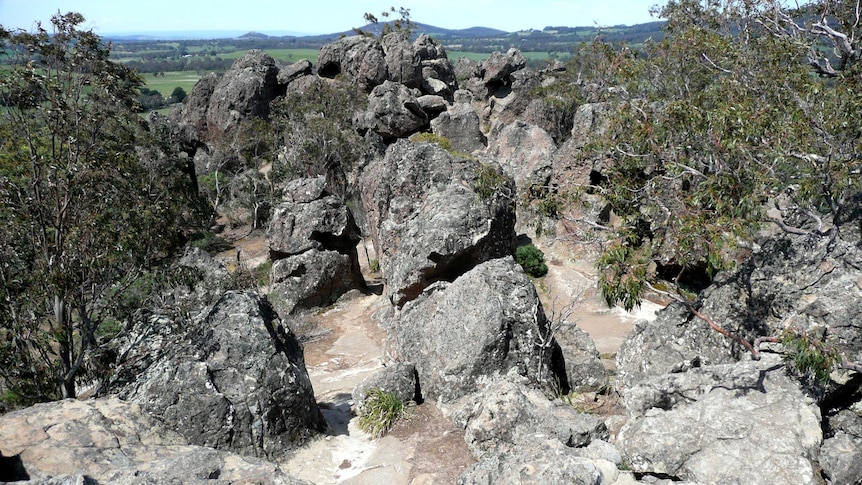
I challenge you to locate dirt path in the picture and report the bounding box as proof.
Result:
[533,238,663,368]
[214,229,660,483]
[281,292,475,484]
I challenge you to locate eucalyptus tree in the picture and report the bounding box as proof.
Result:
[0,13,193,402]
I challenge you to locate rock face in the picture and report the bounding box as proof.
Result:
[430,101,487,153]
[268,176,365,315]
[0,398,308,484]
[205,50,283,137]
[382,33,422,88]
[360,140,516,306]
[452,379,615,485]
[356,80,428,140]
[390,258,563,403]
[114,291,324,459]
[617,355,823,484]
[617,230,862,392]
[486,120,556,194]
[554,322,607,391]
[615,303,736,391]
[317,35,388,91]
[413,34,458,98]
[483,48,527,90]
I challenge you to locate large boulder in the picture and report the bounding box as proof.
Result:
[430,101,486,153]
[113,291,325,459]
[390,258,564,403]
[171,72,220,139]
[486,120,556,195]
[0,398,309,484]
[615,302,736,392]
[554,322,608,391]
[382,32,422,88]
[267,177,365,315]
[317,35,388,91]
[355,80,428,140]
[455,380,608,459]
[617,355,823,484]
[359,139,516,306]
[413,34,458,98]
[351,361,419,415]
[482,48,527,90]
[205,50,283,137]
[453,379,614,485]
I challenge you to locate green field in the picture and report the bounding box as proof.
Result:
[142,71,202,97]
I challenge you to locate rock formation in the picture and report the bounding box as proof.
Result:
[113,290,324,459]
[268,176,365,315]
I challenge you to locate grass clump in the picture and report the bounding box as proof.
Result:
[515,244,548,277]
[357,388,412,438]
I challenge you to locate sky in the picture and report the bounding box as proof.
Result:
[0,0,668,36]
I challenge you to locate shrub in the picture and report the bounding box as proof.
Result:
[357,388,411,438]
[515,244,548,278]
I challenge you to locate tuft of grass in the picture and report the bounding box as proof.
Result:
[357,388,412,438]
[368,258,380,273]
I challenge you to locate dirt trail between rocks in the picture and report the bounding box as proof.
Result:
[217,231,661,483]
[281,292,476,484]
[533,239,664,368]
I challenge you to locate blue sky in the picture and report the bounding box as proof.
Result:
[0,0,667,35]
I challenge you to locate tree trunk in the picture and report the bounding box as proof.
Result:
[54,295,76,399]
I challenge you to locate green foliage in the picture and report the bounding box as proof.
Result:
[356,7,415,39]
[369,259,381,273]
[357,388,412,438]
[269,79,367,193]
[170,86,187,102]
[474,163,507,200]
[780,331,841,383]
[515,244,549,278]
[551,0,862,309]
[0,12,197,400]
[597,239,649,311]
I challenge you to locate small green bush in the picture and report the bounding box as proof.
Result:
[410,132,452,150]
[515,244,548,277]
[368,258,380,273]
[357,388,411,438]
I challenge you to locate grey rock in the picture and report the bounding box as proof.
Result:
[267,177,364,315]
[482,48,527,89]
[0,398,308,484]
[554,322,608,391]
[114,291,325,459]
[455,379,608,459]
[414,34,458,97]
[356,80,428,140]
[359,140,515,306]
[486,120,555,195]
[430,102,487,153]
[317,35,388,91]
[820,432,862,485]
[173,72,220,137]
[205,50,282,137]
[572,439,623,466]
[390,259,564,403]
[352,362,418,415]
[569,102,612,149]
[382,32,422,88]
[277,59,312,86]
[270,249,363,315]
[457,441,607,485]
[615,302,735,392]
[417,94,449,114]
[617,356,822,485]
[268,177,360,258]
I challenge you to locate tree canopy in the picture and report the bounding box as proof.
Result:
[551,0,862,310]
[0,13,199,403]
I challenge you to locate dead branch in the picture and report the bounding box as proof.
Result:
[645,282,761,359]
